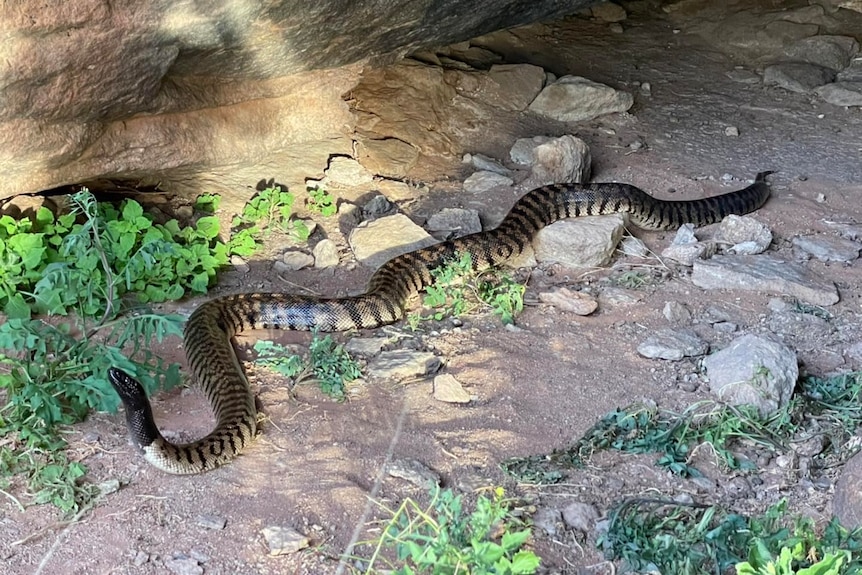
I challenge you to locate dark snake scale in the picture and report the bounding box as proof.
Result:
[108,173,772,474]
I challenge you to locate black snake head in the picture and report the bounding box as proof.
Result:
[108,367,161,450]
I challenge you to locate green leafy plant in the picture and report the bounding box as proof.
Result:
[227,186,310,257]
[737,540,848,575]
[253,335,361,400]
[360,486,540,574]
[0,447,97,514]
[408,252,526,327]
[307,186,337,217]
[0,190,210,510]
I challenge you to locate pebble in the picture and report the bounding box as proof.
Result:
[432,373,472,403]
[387,458,440,488]
[260,526,310,556]
[561,502,599,532]
[312,239,340,268]
[663,301,692,325]
[279,250,314,271]
[195,514,227,530]
[164,557,203,575]
[538,287,598,315]
[724,125,739,137]
[462,170,514,193]
[344,337,389,357]
[532,506,562,537]
[463,152,513,176]
[363,194,394,218]
[230,255,250,274]
[637,328,708,361]
[426,208,482,237]
[619,236,649,257]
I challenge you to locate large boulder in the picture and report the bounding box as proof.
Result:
[0,0,597,200]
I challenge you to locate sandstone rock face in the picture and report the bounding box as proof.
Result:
[0,0,595,200]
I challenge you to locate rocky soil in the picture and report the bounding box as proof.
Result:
[2,1,862,574]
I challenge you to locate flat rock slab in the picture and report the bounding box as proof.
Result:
[533,214,625,268]
[691,254,839,306]
[637,328,707,361]
[792,234,861,262]
[349,213,437,268]
[528,75,633,122]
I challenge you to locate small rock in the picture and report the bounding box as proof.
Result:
[462,171,514,193]
[97,479,121,496]
[590,1,626,22]
[532,506,562,537]
[619,236,649,257]
[661,242,715,266]
[703,333,798,417]
[793,234,861,262]
[433,373,472,403]
[538,288,598,315]
[820,80,862,106]
[196,514,227,530]
[345,337,389,357]
[528,76,633,123]
[726,68,762,84]
[230,255,250,274]
[133,551,150,567]
[509,135,553,166]
[717,215,773,255]
[164,557,203,575]
[691,254,839,306]
[637,328,708,361]
[534,214,625,268]
[463,153,512,176]
[387,458,440,488]
[638,83,651,97]
[325,156,375,186]
[426,208,482,238]
[279,250,314,271]
[608,22,624,33]
[363,194,393,218]
[526,135,591,186]
[782,35,860,73]
[713,321,738,333]
[349,214,437,268]
[312,239,340,268]
[663,301,692,325]
[561,502,600,532]
[367,350,442,380]
[724,126,739,137]
[763,62,835,93]
[261,526,310,556]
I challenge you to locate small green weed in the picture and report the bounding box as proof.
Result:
[612,270,652,289]
[360,486,540,574]
[227,186,310,257]
[307,186,337,217]
[253,335,361,400]
[0,446,98,514]
[408,252,526,327]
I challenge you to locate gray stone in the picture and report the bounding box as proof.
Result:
[691,255,839,306]
[526,135,592,186]
[528,76,633,123]
[279,250,315,271]
[792,234,861,262]
[726,68,762,84]
[637,328,708,361]
[312,238,340,268]
[702,333,798,417]
[433,374,472,403]
[261,526,310,556]
[661,225,715,266]
[165,558,203,575]
[717,215,773,255]
[533,214,625,268]
[195,514,227,530]
[356,138,419,178]
[462,170,514,193]
[763,62,835,93]
[509,135,553,165]
[426,208,482,237]
[620,236,649,257]
[230,255,250,274]
[367,350,442,380]
[345,337,389,357]
[663,301,692,325]
[463,153,512,176]
[561,502,600,532]
[532,507,562,537]
[783,35,859,72]
[835,450,862,529]
[814,81,862,106]
[838,58,862,82]
[325,156,375,187]
[363,194,394,217]
[349,214,437,268]
[387,458,440,488]
[538,288,598,315]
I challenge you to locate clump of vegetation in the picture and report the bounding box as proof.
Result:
[360,486,540,574]
[502,372,862,484]
[408,252,526,329]
[221,185,311,257]
[306,186,337,217]
[600,498,862,575]
[253,335,361,400]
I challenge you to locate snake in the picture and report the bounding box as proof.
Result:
[107,171,772,474]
